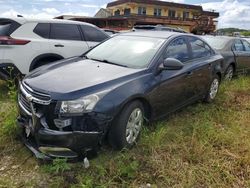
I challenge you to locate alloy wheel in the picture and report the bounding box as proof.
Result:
[209,78,219,100]
[225,66,234,81]
[126,108,143,144]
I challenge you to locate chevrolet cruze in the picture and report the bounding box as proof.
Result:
[17,31,223,160]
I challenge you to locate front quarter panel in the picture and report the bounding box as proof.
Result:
[211,54,224,78]
[93,71,155,118]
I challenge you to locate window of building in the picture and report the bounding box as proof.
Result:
[138,7,146,15]
[124,8,131,16]
[154,8,162,16]
[114,9,120,16]
[183,11,190,20]
[168,10,176,18]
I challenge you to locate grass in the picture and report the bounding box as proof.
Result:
[0,77,250,187]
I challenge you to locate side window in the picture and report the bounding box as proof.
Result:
[165,37,189,62]
[233,39,244,51]
[33,23,50,39]
[242,40,250,52]
[80,25,108,42]
[189,37,212,59]
[50,23,81,41]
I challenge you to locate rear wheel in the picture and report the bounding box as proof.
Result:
[31,57,62,70]
[224,65,234,81]
[108,101,144,150]
[204,75,220,103]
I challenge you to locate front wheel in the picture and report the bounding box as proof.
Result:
[108,101,144,150]
[204,75,220,103]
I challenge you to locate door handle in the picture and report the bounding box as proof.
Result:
[208,63,212,69]
[187,71,193,76]
[54,44,64,47]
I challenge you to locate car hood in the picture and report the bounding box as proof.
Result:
[24,57,143,99]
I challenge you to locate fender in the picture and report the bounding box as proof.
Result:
[29,53,64,71]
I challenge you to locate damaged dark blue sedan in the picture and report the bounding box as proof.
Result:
[17,31,223,160]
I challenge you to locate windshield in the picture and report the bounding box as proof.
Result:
[201,36,229,50]
[86,35,165,68]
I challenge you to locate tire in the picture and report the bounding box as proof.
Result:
[204,74,220,103]
[224,65,234,81]
[108,101,144,150]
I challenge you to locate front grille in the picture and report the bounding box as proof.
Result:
[19,92,32,114]
[22,82,51,102]
[18,81,51,116]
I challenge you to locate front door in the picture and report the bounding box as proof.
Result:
[151,37,193,117]
[232,39,248,74]
[241,40,250,72]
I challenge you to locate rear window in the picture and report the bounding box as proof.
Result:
[81,25,108,42]
[33,23,50,39]
[134,26,156,30]
[0,19,20,36]
[50,23,81,41]
[201,36,229,50]
[189,37,212,59]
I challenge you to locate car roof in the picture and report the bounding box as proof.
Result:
[119,31,190,39]
[0,17,95,27]
[134,25,187,32]
[201,35,237,41]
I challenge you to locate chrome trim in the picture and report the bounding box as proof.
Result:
[18,98,32,116]
[23,81,50,98]
[20,82,51,105]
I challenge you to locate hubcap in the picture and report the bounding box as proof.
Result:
[126,108,143,144]
[225,67,234,81]
[209,78,219,100]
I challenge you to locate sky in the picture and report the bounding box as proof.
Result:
[0,0,250,29]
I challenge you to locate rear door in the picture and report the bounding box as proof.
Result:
[49,23,89,58]
[241,40,250,72]
[186,36,214,96]
[80,25,109,49]
[232,39,246,73]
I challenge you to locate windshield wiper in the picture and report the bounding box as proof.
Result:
[90,58,128,68]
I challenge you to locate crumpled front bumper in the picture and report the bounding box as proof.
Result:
[17,115,106,160]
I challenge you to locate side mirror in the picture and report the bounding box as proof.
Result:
[160,58,184,71]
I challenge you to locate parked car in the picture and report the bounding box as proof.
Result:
[242,37,250,43]
[201,35,250,80]
[17,31,223,160]
[132,25,187,33]
[102,29,119,36]
[0,17,109,80]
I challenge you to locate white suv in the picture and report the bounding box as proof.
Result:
[0,17,109,80]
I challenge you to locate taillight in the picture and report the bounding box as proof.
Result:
[0,36,30,45]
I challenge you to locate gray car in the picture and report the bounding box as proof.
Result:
[201,35,250,80]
